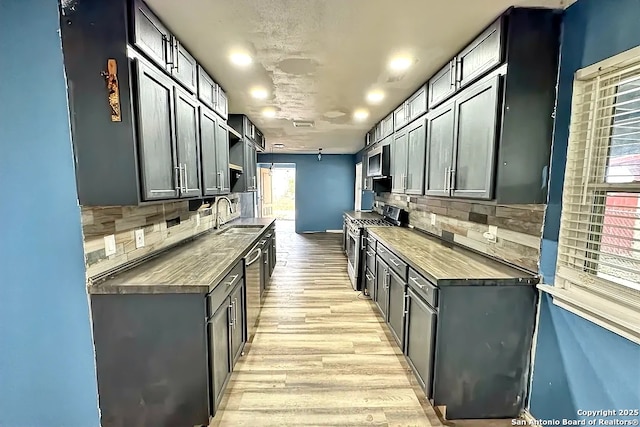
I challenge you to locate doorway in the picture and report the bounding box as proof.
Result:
[258,164,296,223]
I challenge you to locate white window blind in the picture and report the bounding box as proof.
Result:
[556,57,640,323]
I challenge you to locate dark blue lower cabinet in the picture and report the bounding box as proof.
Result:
[404,287,437,397]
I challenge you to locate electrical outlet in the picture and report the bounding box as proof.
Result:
[135,229,145,249]
[196,213,201,227]
[104,234,116,256]
[406,196,411,203]
[483,225,498,243]
[431,213,437,226]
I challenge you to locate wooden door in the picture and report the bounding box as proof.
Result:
[452,76,500,199]
[260,168,273,217]
[404,288,437,397]
[406,118,427,195]
[174,87,201,198]
[135,59,178,200]
[425,101,455,197]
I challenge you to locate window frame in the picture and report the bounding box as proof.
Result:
[540,46,640,345]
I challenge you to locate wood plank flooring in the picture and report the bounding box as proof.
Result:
[210,221,442,426]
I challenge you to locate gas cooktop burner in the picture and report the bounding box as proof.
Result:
[351,219,393,227]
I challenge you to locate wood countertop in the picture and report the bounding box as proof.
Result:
[366,227,537,286]
[344,211,382,221]
[89,218,276,295]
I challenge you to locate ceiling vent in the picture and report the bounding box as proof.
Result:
[293,120,315,128]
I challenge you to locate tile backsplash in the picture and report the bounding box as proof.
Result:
[375,193,544,272]
[82,195,241,279]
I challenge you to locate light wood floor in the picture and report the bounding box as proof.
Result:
[210,221,442,426]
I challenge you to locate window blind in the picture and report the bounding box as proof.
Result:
[557,60,640,311]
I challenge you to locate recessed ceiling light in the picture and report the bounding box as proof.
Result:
[229,52,252,67]
[388,56,413,72]
[250,88,268,99]
[366,90,385,104]
[263,108,276,118]
[273,143,285,148]
[353,109,369,121]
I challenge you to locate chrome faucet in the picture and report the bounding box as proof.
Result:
[215,196,233,229]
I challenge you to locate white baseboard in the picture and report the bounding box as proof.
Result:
[326,230,343,233]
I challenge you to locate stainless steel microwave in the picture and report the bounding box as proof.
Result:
[367,144,390,178]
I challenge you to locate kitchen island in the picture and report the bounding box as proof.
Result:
[89,217,275,427]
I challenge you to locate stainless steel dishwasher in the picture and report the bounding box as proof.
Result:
[244,239,264,342]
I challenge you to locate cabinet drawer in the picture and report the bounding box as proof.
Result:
[407,268,438,308]
[428,61,456,107]
[207,260,244,318]
[365,235,377,251]
[457,19,503,88]
[377,244,407,280]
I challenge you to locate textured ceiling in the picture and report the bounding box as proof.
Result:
[146,0,568,154]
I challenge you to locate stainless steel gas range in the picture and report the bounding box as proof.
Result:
[343,205,406,291]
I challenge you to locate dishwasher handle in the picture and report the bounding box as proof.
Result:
[245,247,262,266]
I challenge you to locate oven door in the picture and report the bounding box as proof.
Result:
[346,228,360,290]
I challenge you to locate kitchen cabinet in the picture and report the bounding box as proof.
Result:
[374,256,389,319]
[255,128,266,152]
[229,114,265,150]
[382,113,394,138]
[386,267,406,349]
[260,243,270,300]
[174,86,202,198]
[197,66,228,120]
[268,229,276,277]
[425,101,455,196]
[200,107,229,196]
[393,103,409,132]
[428,60,456,108]
[456,20,502,89]
[424,74,499,200]
[132,0,172,71]
[229,139,257,192]
[404,286,437,396]
[407,84,427,121]
[392,118,426,195]
[60,0,232,206]
[135,59,179,200]
[230,282,246,364]
[208,295,232,411]
[452,75,499,199]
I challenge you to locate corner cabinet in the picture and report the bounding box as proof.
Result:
[60,0,230,206]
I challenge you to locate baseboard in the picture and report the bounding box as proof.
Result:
[326,230,343,233]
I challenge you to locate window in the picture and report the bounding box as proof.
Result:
[546,48,640,344]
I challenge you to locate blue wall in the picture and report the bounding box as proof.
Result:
[0,1,101,426]
[531,0,640,420]
[258,154,355,233]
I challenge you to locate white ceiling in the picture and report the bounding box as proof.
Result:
[146,0,568,154]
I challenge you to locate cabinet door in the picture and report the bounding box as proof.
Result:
[394,103,408,132]
[174,87,202,198]
[382,113,394,138]
[429,61,456,107]
[230,282,245,364]
[406,118,427,195]
[457,20,502,88]
[135,60,179,200]
[404,288,437,397]
[408,85,427,121]
[215,86,228,120]
[200,107,219,196]
[172,41,198,93]
[208,298,232,410]
[215,118,230,193]
[375,257,389,319]
[425,102,455,197]
[452,76,500,200]
[269,233,276,276]
[132,0,172,70]
[392,131,408,194]
[387,268,406,349]
[245,142,257,191]
[197,66,216,109]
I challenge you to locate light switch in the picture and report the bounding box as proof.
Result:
[135,229,145,249]
[431,213,437,226]
[104,234,116,256]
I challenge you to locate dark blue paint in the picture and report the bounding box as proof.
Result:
[257,154,356,233]
[533,0,640,420]
[0,1,100,426]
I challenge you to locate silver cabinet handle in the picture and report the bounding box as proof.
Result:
[365,273,372,281]
[174,39,180,73]
[164,35,174,67]
[217,171,223,190]
[229,301,234,327]
[390,258,400,267]
[444,167,449,192]
[182,163,188,192]
[449,60,455,87]
[403,293,409,316]
[226,274,239,287]
[233,297,238,330]
[214,85,219,108]
[174,165,181,191]
[409,276,425,289]
[366,250,374,257]
[404,173,408,190]
[253,176,257,190]
[260,240,267,245]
